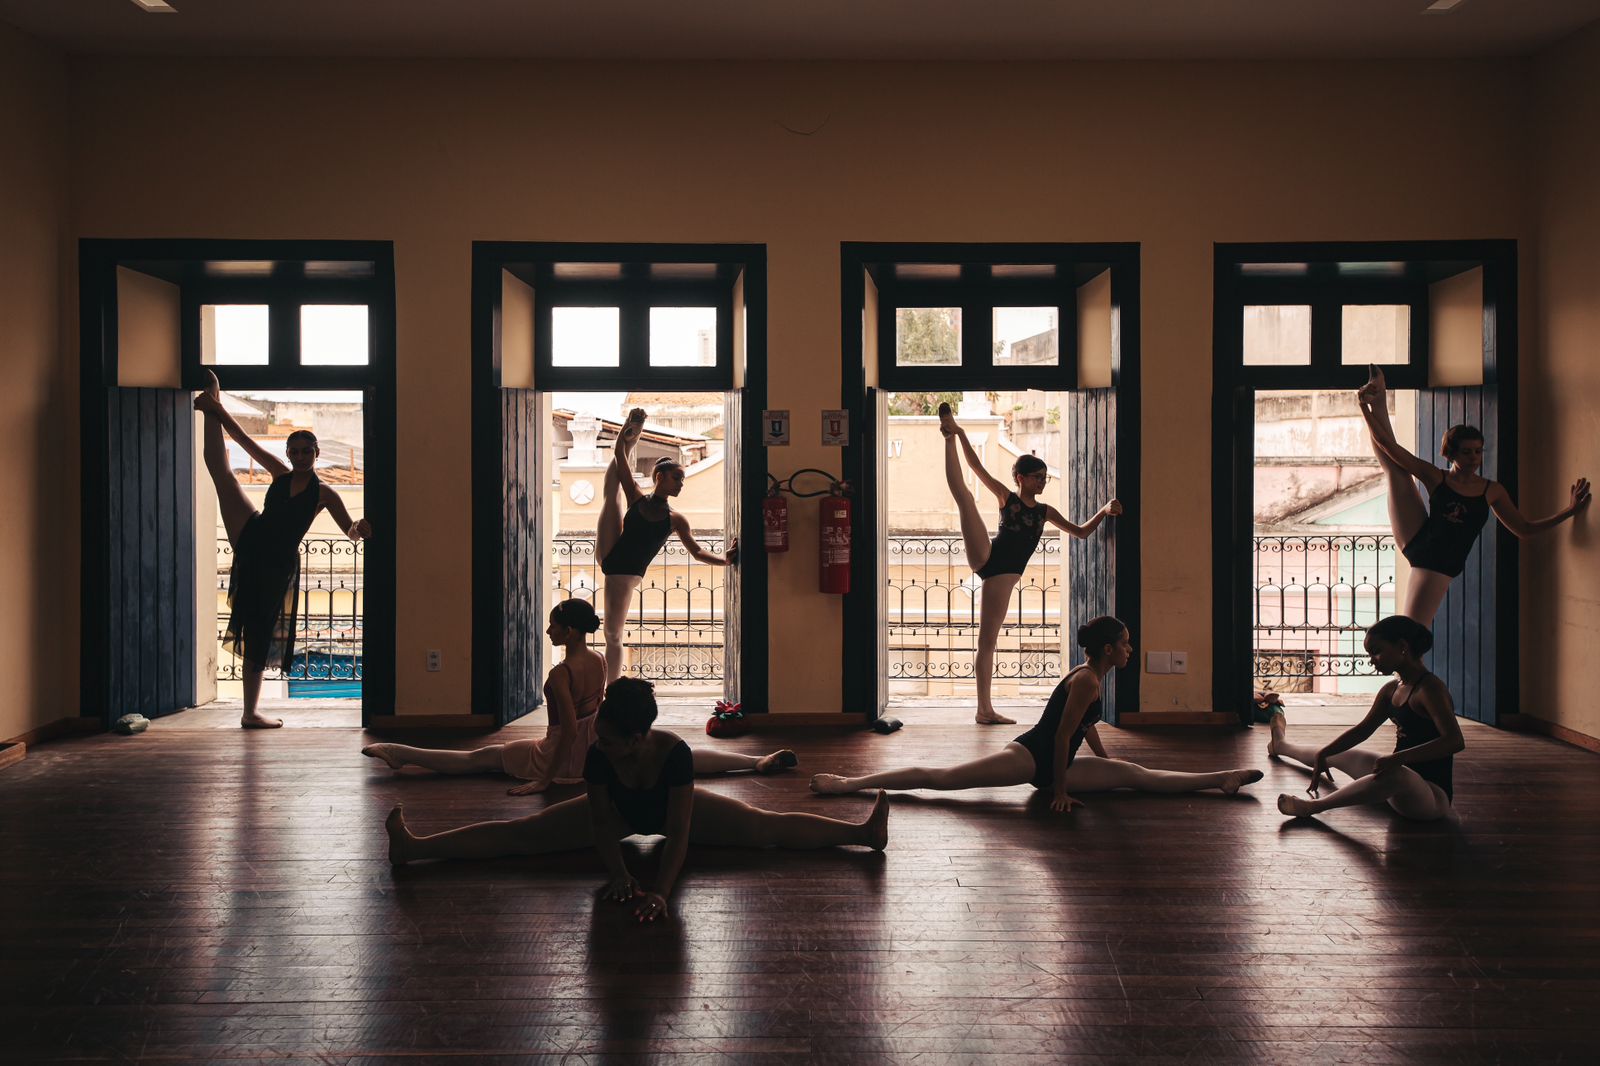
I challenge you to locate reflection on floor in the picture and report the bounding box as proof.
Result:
[2,715,1595,1060]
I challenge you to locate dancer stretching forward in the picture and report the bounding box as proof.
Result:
[598,408,737,683]
[195,370,371,728]
[1271,615,1462,822]
[386,679,886,922]
[1358,365,1588,622]
[364,599,796,793]
[938,402,1119,724]
[811,616,1260,811]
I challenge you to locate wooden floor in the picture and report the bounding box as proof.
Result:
[2,712,1596,1063]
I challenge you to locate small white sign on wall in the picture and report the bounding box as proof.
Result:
[821,409,849,446]
[762,409,790,446]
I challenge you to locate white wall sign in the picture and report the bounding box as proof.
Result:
[762,409,790,446]
[821,409,849,446]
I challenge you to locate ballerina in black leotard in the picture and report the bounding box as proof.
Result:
[810,617,1261,809]
[1270,615,1462,822]
[939,403,1120,725]
[194,371,370,729]
[385,679,887,922]
[596,408,737,684]
[1358,365,1588,623]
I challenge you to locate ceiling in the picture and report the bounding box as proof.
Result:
[2,0,1598,61]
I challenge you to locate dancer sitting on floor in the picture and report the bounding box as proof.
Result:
[363,599,795,794]
[386,679,887,921]
[1270,615,1463,822]
[938,402,1119,725]
[1357,364,1588,622]
[811,616,1261,811]
[195,370,371,729]
[598,408,738,683]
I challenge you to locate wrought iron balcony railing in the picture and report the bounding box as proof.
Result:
[216,536,363,683]
[1253,532,1396,685]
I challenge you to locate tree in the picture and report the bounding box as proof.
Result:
[896,307,960,364]
[887,391,965,416]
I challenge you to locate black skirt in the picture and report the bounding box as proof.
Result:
[222,516,302,670]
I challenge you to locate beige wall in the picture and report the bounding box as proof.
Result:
[0,25,73,741]
[1528,23,1600,740]
[57,55,1539,716]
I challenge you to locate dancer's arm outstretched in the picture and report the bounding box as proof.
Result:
[319,485,373,541]
[1050,671,1099,813]
[1372,679,1463,776]
[1045,498,1122,538]
[1485,479,1591,539]
[670,514,738,566]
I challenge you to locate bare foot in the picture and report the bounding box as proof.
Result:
[810,773,853,795]
[1221,769,1264,795]
[1277,793,1317,819]
[1266,708,1286,759]
[861,790,890,851]
[756,749,798,774]
[241,713,284,729]
[975,710,1017,726]
[362,743,403,769]
[385,805,411,866]
[937,401,957,437]
[193,368,223,414]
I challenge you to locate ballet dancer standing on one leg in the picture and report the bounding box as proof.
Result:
[1270,615,1462,822]
[194,370,370,729]
[938,402,1120,725]
[386,679,886,923]
[596,408,738,684]
[363,601,797,792]
[1357,364,1588,623]
[811,616,1261,808]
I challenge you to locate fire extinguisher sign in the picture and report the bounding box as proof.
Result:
[761,409,790,446]
[821,409,849,446]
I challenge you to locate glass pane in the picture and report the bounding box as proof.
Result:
[895,307,962,366]
[992,306,1058,366]
[649,307,717,367]
[552,307,620,367]
[1342,304,1410,365]
[1242,305,1311,366]
[200,305,268,365]
[300,305,369,366]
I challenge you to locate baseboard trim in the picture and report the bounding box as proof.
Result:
[1117,711,1239,728]
[366,714,498,731]
[1502,714,1600,754]
[0,741,25,771]
[5,716,104,748]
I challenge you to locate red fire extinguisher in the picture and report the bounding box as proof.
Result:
[763,491,789,553]
[819,489,851,594]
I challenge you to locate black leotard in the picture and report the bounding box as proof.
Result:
[1400,478,1491,578]
[1388,676,1454,800]
[223,472,321,669]
[583,738,694,835]
[600,497,674,577]
[1013,666,1102,789]
[976,492,1047,579]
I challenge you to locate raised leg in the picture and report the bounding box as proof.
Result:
[596,408,646,564]
[602,575,641,684]
[197,390,256,547]
[1358,369,1427,548]
[811,742,1035,795]
[689,789,888,851]
[1063,755,1261,795]
[692,748,798,775]
[363,742,506,774]
[974,575,1019,724]
[944,431,993,573]
[387,796,595,865]
[239,663,282,729]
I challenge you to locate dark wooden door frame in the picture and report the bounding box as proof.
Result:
[80,238,398,727]
[1211,239,1517,726]
[470,242,770,720]
[839,242,1143,722]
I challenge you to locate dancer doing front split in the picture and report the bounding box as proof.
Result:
[386,679,887,922]
[1358,365,1588,622]
[598,408,737,683]
[195,370,370,729]
[1270,615,1462,822]
[938,402,1120,725]
[363,599,796,792]
[811,616,1261,810]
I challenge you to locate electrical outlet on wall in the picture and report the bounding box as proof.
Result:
[1146,651,1171,674]
[426,650,442,672]
[1170,651,1188,674]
